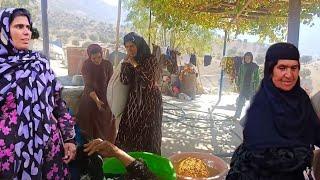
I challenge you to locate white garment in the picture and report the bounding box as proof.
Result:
[107,61,129,121]
[181,54,190,65]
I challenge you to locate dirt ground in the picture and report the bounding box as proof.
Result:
[53,58,320,166]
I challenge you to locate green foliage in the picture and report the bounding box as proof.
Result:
[300,55,313,64]
[89,34,98,42]
[300,68,311,79]
[1,0,40,24]
[123,0,215,56]
[124,0,320,42]
[80,33,87,39]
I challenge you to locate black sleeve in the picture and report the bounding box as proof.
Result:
[125,159,158,180]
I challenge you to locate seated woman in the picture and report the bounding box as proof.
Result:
[84,139,156,179]
[227,43,320,180]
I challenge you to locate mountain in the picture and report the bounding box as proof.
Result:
[22,0,128,46]
[48,0,118,23]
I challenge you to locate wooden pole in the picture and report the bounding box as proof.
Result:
[41,0,50,59]
[114,0,122,66]
[214,30,228,108]
[148,7,152,46]
[287,0,301,47]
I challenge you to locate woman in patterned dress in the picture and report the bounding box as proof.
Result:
[115,32,162,155]
[0,8,76,179]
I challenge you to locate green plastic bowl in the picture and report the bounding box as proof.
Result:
[103,152,176,180]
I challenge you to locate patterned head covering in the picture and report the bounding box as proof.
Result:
[0,8,63,179]
[123,32,151,64]
[0,8,32,56]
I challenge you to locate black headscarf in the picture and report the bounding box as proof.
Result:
[242,52,258,89]
[123,32,151,64]
[243,42,320,150]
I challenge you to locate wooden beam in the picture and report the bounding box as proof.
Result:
[41,0,50,59]
[287,0,301,47]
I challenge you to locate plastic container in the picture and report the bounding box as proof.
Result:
[103,152,176,180]
[169,152,229,180]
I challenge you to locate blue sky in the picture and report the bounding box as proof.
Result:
[104,0,320,57]
[102,0,118,6]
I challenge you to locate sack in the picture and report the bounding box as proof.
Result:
[107,62,129,120]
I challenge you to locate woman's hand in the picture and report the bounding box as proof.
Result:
[63,142,76,164]
[95,99,104,111]
[125,55,138,67]
[84,139,119,157]
[89,91,104,110]
[84,139,135,166]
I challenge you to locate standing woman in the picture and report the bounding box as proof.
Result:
[0,8,76,179]
[227,43,320,180]
[115,32,162,155]
[77,44,115,142]
[234,52,260,119]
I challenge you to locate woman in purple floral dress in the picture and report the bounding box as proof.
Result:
[0,8,76,179]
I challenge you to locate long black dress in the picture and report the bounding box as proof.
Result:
[115,55,162,155]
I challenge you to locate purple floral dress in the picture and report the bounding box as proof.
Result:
[0,8,75,179]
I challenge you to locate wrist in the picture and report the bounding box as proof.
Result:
[94,97,100,103]
[64,139,76,144]
[113,148,123,157]
[133,63,138,68]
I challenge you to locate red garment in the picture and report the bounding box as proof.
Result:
[77,59,116,142]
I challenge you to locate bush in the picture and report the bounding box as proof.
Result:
[89,34,98,41]
[300,68,311,79]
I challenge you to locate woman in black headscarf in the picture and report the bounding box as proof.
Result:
[115,32,162,155]
[227,42,320,180]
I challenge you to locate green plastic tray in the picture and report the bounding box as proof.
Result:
[103,152,176,180]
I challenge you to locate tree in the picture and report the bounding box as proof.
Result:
[255,54,265,65]
[89,34,98,42]
[300,68,311,79]
[124,0,320,42]
[300,55,313,64]
[1,0,40,28]
[98,34,108,43]
[80,33,87,40]
[123,0,215,56]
